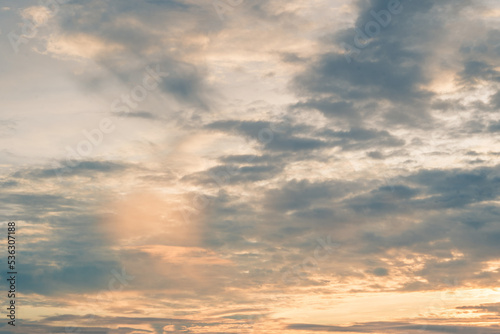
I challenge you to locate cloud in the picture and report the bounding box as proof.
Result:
[42,0,219,110]
[287,321,500,333]
[372,267,389,276]
[2,0,500,332]
[207,119,405,153]
[112,110,159,120]
[263,179,351,212]
[183,163,284,186]
[458,60,500,84]
[457,302,500,315]
[12,160,132,179]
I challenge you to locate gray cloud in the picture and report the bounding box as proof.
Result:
[287,321,500,333]
[12,160,131,179]
[112,111,159,120]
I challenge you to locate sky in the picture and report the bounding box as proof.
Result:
[1,0,500,333]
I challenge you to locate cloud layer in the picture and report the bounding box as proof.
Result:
[1,0,500,333]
